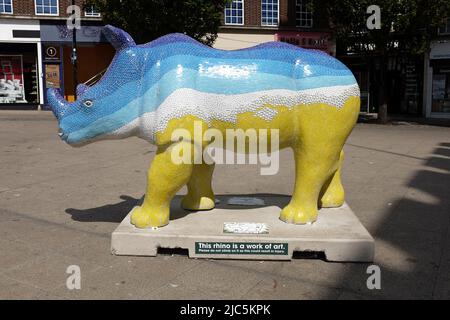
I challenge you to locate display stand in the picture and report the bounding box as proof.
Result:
[111,195,374,262]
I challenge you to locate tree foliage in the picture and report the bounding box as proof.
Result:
[319,0,450,122]
[320,0,450,55]
[84,0,230,46]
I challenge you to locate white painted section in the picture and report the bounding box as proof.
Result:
[214,32,276,50]
[108,84,360,143]
[0,18,40,43]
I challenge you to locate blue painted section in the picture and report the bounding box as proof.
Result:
[47,25,357,145]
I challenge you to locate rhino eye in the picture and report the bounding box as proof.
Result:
[83,100,93,108]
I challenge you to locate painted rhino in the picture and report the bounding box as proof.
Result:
[47,25,360,228]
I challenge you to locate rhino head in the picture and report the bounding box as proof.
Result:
[47,25,142,146]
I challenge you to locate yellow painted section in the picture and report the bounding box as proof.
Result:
[155,96,359,149]
[131,96,360,228]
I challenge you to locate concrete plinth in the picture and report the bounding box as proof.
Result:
[111,195,374,262]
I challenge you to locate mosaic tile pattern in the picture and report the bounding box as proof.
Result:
[47,25,359,145]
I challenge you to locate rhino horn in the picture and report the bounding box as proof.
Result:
[103,25,136,51]
[76,83,89,96]
[47,88,69,120]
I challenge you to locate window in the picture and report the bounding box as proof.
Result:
[0,0,13,14]
[261,0,278,26]
[35,0,58,16]
[224,0,244,25]
[439,18,450,35]
[431,63,450,113]
[296,0,313,28]
[85,5,100,17]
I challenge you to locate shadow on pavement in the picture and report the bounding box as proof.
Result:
[65,193,291,223]
[66,195,139,223]
[64,144,450,299]
[324,142,450,299]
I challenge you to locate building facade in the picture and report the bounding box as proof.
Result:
[214,0,335,56]
[216,1,450,119]
[423,18,450,119]
[0,0,114,109]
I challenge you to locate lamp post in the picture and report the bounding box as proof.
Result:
[71,0,78,100]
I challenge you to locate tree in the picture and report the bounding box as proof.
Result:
[320,0,450,123]
[84,0,230,46]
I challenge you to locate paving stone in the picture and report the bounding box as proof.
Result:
[0,275,45,300]
[241,276,341,300]
[4,253,102,292]
[1,111,449,299]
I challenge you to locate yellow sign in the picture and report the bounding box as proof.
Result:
[45,64,60,89]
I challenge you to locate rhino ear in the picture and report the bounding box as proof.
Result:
[76,84,89,96]
[103,25,136,51]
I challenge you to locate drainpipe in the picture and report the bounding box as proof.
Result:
[71,0,78,101]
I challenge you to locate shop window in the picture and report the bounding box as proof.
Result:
[439,18,450,35]
[432,66,450,113]
[0,0,13,14]
[224,0,244,25]
[85,5,100,17]
[0,45,40,105]
[35,0,58,16]
[261,0,278,26]
[296,0,313,28]
[353,70,370,113]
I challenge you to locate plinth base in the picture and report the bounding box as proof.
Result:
[111,195,374,262]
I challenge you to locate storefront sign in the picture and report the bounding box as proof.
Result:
[40,23,107,43]
[195,242,288,255]
[45,64,60,89]
[44,45,61,62]
[275,31,332,54]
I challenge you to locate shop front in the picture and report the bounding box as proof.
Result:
[338,53,424,116]
[424,41,450,118]
[0,19,43,108]
[40,21,114,107]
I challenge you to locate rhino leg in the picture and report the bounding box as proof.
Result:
[319,150,345,208]
[131,141,194,228]
[182,162,215,211]
[280,142,341,225]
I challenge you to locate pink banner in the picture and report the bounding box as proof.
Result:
[275,31,332,55]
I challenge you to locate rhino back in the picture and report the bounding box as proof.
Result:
[138,34,355,101]
[76,34,358,143]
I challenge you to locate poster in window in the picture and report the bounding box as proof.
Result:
[0,55,26,104]
[45,64,60,89]
[432,74,446,100]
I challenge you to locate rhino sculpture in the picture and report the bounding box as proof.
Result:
[48,25,360,228]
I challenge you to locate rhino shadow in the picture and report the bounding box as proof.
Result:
[66,195,139,223]
[65,193,291,223]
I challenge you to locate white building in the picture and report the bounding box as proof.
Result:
[0,18,44,107]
